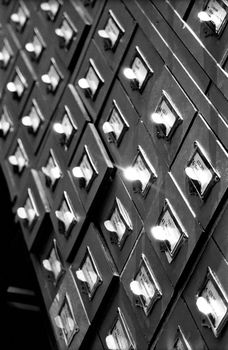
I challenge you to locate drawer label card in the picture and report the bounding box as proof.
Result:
[56,191,76,237]
[60,106,76,148]
[106,197,133,248]
[43,239,64,284]
[186,141,220,200]
[106,100,129,144]
[0,106,12,137]
[132,254,162,316]
[131,146,157,196]
[197,267,228,337]
[85,59,104,99]
[153,90,182,141]
[103,10,124,50]
[130,46,153,91]
[57,293,79,346]
[79,145,98,191]
[203,0,228,34]
[107,308,135,350]
[156,199,188,263]
[79,247,102,299]
[23,188,39,228]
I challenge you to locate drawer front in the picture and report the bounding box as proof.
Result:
[98,79,140,168]
[51,84,90,167]
[53,2,91,69]
[154,297,208,350]
[183,239,228,349]
[0,104,15,161]
[119,120,166,220]
[170,113,228,230]
[40,56,69,117]
[15,168,51,251]
[75,39,114,122]
[144,172,203,287]
[93,0,136,72]
[31,229,65,308]
[3,127,33,201]
[37,139,64,206]
[19,84,50,155]
[121,230,174,343]
[70,223,118,322]
[0,27,18,97]
[4,51,37,123]
[49,269,91,350]
[69,123,114,214]
[186,0,228,65]
[50,172,86,261]
[98,286,148,350]
[143,65,197,168]
[119,26,164,118]
[97,172,143,274]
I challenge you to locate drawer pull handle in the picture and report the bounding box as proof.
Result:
[98,29,112,51]
[55,210,75,233]
[8,154,26,172]
[123,166,145,193]
[41,73,59,92]
[17,206,36,223]
[196,296,216,327]
[185,166,211,196]
[105,335,117,350]
[22,114,40,133]
[40,2,58,18]
[42,258,61,275]
[72,166,86,188]
[151,225,172,252]
[78,78,92,98]
[123,67,139,90]
[102,121,116,143]
[0,50,10,69]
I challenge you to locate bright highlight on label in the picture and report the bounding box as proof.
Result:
[72,166,84,179]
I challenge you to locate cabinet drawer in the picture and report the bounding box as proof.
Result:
[170,114,228,230]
